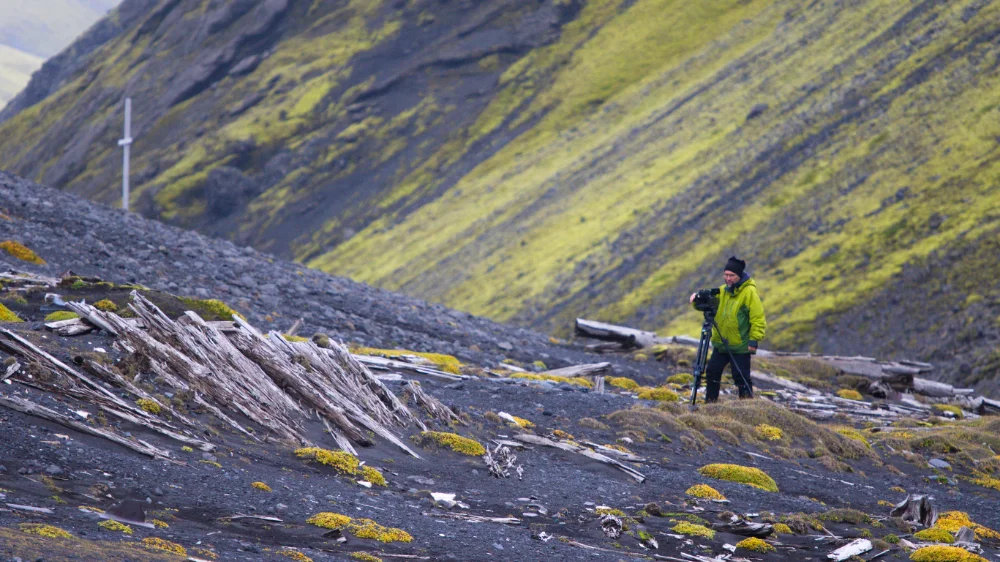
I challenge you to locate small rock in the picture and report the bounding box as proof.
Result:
[929,458,951,470]
[406,475,435,486]
[498,342,513,351]
[153,487,164,497]
[201,453,218,462]
[44,464,62,476]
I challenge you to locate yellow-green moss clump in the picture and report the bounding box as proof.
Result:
[909,546,988,562]
[509,372,593,387]
[44,311,80,322]
[98,520,133,534]
[607,376,640,390]
[970,474,1000,493]
[773,523,793,534]
[672,521,715,539]
[151,519,169,529]
[20,523,72,538]
[251,481,272,492]
[636,386,679,402]
[754,423,783,440]
[698,463,778,492]
[142,537,187,556]
[0,240,45,264]
[667,373,695,385]
[836,389,864,401]
[932,404,964,418]
[278,550,313,562]
[93,299,118,312]
[282,334,310,343]
[353,346,461,374]
[179,297,246,321]
[0,303,21,322]
[833,426,871,448]
[935,512,1000,540]
[914,528,955,544]
[685,484,726,500]
[553,429,574,440]
[416,431,486,456]
[735,537,775,553]
[136,398,161,415]
[295,447,361,474]
[349,553,382,562]
[307,513,411,543]
[307,512,353,529]
[361,466,387,487]
[508,415,534,428]
[595,507,626,516]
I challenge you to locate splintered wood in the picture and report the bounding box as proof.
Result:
[1,291,435,459]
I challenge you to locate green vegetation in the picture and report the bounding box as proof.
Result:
[179,297,245,321]
[836,389,864,401]
[93,299,118,312]
[306,512,411,543]
[606,376,640,390]
[0,302,21,322]
[735,537,775,553]
[0,240,44,264]
[698,463,778,492]
[671,521,715,539]
[909,546,988,562]
[293,447,384,484]
[685,484,725,500]
[44,311,79,322]
[636,386,679,402]
[414,431,486,456]
[19,523,72,539]
[913,528,955,544]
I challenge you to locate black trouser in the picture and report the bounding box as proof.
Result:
[705,349,753,403]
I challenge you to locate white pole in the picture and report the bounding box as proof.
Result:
[117,97,133,212]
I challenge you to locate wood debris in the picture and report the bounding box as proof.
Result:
[827,538,872,560]
[512,433,646,483]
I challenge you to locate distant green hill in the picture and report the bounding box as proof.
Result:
[0,0,118,107]
[1,0,999,391]
[0,45,42,108]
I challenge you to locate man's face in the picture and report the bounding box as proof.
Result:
[723,271,740,287]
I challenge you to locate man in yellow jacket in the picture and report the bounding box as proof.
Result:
[704,256,766,402]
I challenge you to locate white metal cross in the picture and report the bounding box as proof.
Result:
[117,97,133,211]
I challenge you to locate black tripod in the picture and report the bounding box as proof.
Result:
[690,310,753,405]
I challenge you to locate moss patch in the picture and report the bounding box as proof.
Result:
[913,528,955,544]
[735,537,775,553]
[671,521,715,539]
[0,302,22,322]
[0,240,45,264]
[141,538,187,556]
[607,376,640,390]
[636,386,679,402]
[836,389,863,401]
[698,463,778,492]
[306,512,411,543]
[251,481,272,492]
[509,372,593,388]
[179,297,245,321]
[909,546,987,562]
[20,524,72,539]
[685,484,725,500]
[414,431,485,456]
[44,311,80,322]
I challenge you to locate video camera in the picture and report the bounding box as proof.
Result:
[691,288,720,314]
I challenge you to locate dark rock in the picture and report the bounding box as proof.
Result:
[203,167,260,217]
[746,103,769,120]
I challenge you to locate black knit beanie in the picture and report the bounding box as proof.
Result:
[724,256,746,276]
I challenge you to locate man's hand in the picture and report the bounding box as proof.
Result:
[748,346,757,354]
[689,292,697,303]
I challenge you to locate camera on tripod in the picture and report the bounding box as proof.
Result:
[691,288,720,314]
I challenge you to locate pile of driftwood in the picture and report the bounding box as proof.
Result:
[575,318,1000,416]
[1,290,452,459]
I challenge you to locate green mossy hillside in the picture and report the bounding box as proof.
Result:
[4,0,1000,391]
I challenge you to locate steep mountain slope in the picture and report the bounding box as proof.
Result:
[1,0,999,388]
[0,0,119,106]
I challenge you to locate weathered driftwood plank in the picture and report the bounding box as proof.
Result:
[512,433,646,483]
[575,319,660,349]
[538,362,612,378]
[0,395,172,460]
[354,354,463,381]
[827,539,872,561]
